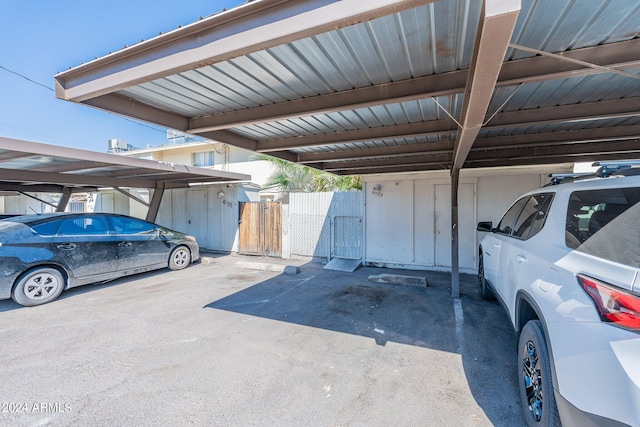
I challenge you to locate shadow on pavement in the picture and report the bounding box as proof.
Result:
[206,261,523,425]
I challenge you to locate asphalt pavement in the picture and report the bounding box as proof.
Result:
[0,253,523,426]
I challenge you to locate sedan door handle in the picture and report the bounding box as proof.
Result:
[57,243,76,250]
[119,242,133,248]
[516,254,527,263]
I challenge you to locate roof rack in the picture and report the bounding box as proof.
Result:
[592,160,640,178]
[546,173,592,186]
[546,160,640,186]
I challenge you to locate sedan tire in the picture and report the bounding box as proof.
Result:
[169,246,191,271]
[518,320,560,427]
[12,267,66,307]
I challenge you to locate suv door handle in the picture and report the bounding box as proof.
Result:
[516,254,527,263]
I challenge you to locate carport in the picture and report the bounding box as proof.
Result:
[53,0,640,296]
[0,136,249,221]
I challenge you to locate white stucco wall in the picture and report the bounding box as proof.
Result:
[224,159,275,187]
[119,143,275,187]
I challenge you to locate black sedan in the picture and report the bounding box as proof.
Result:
[0,213,200,306]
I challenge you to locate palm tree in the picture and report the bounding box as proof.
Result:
[252,153,361,194]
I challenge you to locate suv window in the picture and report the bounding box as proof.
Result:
[566,187,640,267]
[521,194,553,238]
[496,193,554,239]
[496,197,528,235]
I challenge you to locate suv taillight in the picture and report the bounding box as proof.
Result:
[578,274,640,332]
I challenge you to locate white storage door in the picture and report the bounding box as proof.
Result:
[434,183,476,269]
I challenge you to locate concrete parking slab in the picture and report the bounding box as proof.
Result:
[0,254,523,426]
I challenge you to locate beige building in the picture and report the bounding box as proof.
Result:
[113,138,275,192]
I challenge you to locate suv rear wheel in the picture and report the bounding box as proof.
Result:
[518,320,560,427]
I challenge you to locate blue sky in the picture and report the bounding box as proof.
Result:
[0,0,243,152]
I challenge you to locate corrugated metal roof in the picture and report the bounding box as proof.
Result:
[56,0,640,174]
[120,1,480,119]
[230,94,462,142]
[0,137,249,193]
[509,0,640,59]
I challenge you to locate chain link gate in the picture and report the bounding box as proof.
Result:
[332,215,362,260]
[288,192,362,261]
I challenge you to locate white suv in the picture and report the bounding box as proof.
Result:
[477,163,640,427]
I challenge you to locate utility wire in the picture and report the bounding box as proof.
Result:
[0,65,54,91]
[0,64,168,135]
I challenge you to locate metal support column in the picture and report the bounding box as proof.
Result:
[448,0,520,298]
[56,188,72,212]
[451,168,460,298]
[145,186,165,222]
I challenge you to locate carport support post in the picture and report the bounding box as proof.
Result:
[145,186,165,223]
[451,167,460,298]
[56,188,72,212]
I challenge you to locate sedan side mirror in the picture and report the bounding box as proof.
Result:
[477,221,493,232]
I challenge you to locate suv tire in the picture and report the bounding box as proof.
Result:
[478,251,495,300]
[518,320,560,427]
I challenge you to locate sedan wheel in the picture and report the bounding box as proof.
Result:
[12,268,66,307]
[518,320,560,427]
[169,246,191,271]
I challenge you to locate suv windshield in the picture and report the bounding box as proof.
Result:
[566,187,640,267]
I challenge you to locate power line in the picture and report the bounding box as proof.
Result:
[118,116,167,134]
[0,65,54,92]
[0,64,168,135]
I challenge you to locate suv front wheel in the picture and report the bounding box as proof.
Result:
[478,250,495,300]
[518,320,560,427]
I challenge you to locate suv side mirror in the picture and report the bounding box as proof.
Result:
[477,221,493,232]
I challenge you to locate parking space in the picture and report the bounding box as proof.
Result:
[0,254,523,426]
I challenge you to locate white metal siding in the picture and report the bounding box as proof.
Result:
[364,170,556,273]
[434,183,476,269]
[289,192,363,259]
[366,180,415,263]
[155,184,254,252]
[289,192,333,259]
[414,179,435,265]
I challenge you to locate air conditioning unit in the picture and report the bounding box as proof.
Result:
[107,139,130,152]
